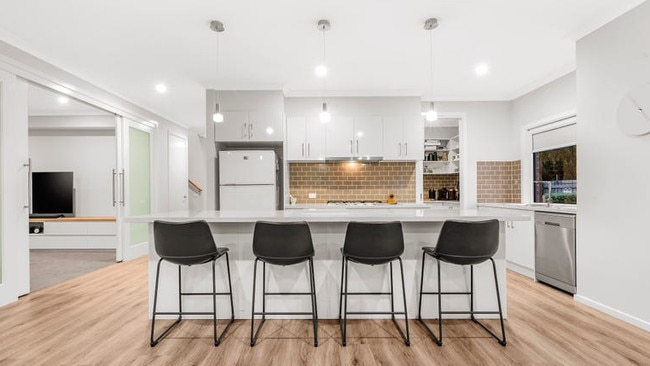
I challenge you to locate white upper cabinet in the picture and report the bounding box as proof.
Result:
[353,116,383,156]
[325,116,354,156]
[215,110,283,142]
[325,116,382,157]
[248,110,284,141]
[382,115,423,160]
[212,91,285,142]
[286,117,326,161]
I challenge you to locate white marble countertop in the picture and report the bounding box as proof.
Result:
[126,207,530,224]
[478,203,577,215]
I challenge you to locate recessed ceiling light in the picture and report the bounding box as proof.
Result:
[57,96,70,104]
[315,64,328,78]
[155,83,167,93]
[475,63,489,77]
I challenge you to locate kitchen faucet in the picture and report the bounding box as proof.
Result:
[533,181,552,205]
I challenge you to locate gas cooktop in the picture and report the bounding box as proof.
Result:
[326,200,383,206]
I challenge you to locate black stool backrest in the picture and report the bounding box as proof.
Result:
[253,221,314,264]
[153,220,217,265]
[343,221,404,262]
[434,219,499,265]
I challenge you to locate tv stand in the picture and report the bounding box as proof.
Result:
[29,216,116,249]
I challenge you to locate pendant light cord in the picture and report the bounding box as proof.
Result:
[216,30,220,103]
[429,28,434,101]
[322,28,327,103]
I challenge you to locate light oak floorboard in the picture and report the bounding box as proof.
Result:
[0,256,649,365]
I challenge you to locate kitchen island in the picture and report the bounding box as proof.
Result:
[127,207,529,319]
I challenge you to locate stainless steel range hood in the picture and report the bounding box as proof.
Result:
[325,156,384,162]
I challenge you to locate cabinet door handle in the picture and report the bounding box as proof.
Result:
[350,140,353,154]
[301,143,305,157]
[242,123,247,139]
[308,143,311,157]
[398,143,402,156]
[356,140,359,154]
[404,142,408,156]
[249,123,253,139]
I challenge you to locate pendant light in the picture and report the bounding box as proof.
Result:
[424,18,438,122]
[210,20,225,123]
[317,19,331,123]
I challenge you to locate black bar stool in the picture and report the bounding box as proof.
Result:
[250,221,318,347]
[339,221,410,346]
[150,220,235,347]
[418,219,506,346]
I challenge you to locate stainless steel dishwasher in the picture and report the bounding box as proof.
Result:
[535,212,576,294]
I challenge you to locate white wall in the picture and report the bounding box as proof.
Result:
[575,1,650,330]
[434,101,513,207]
[510,72,577,203]
[511,72,576,129]
[29,116,116,217]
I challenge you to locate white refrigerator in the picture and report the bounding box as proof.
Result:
[218,150,277,211]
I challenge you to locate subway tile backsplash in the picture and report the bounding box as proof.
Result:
[289,162,416,204]
[476,160,521,203]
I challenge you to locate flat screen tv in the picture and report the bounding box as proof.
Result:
[31,171,75,218]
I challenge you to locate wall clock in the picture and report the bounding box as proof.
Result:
[617,83,650,136]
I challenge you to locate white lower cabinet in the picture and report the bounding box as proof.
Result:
[505,210,535,278]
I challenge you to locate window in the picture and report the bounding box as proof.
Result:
[533,145,577,204]
[528,117,577,204]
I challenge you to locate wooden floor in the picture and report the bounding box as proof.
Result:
[1,256,649,365]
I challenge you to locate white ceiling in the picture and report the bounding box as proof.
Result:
[0,0,645,132]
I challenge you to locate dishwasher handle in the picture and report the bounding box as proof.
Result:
[544,221,561,227]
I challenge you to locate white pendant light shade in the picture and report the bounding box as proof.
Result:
[212,103,224,123]
[424,101,438,122]
[320,102,331,123]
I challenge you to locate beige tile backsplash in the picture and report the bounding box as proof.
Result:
[289,162,416,204]
[476,160,521,203]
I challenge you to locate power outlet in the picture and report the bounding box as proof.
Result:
[308,193,317,199]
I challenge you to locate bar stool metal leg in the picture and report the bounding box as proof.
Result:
[150,259,183,347]
[215,252,235,346]
[419,253,506,346]
[308,258,319,347]
[250,258,265,346]
[397,258,410,346]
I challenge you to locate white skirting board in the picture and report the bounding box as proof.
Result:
[574,295,650,332]
[506,261,534,279]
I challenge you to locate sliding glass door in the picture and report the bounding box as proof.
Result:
[115,117,154,261]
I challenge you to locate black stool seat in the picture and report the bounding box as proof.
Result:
[250,221,318,347]
[163,247,229,266]
[339,222,410,346]
[418,219,506,346]
[150,220,235,347]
